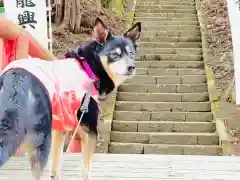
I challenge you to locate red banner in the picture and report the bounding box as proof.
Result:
[0,39,16,70]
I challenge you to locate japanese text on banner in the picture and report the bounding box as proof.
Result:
[3,0,48,49]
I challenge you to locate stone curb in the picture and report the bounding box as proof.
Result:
[96,91,117,153]
[195,0,231,155]
[96,0,137,153]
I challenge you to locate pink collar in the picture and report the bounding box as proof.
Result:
[78,57,100,88]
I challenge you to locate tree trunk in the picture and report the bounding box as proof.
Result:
[74,0,82,33]
[62,0,71,27]
[55,0,64,25]
[54,0,84,33]
[52,0,106,34]
[69,0,76,32]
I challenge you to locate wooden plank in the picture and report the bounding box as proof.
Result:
[1,154,240,179]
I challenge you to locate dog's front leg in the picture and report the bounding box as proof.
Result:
[50,130,66,180]
[24,144,41,180]
[79,127,97,180]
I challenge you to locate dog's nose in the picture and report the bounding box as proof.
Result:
[127,66,135,73]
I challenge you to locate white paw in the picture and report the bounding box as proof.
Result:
[50,175,59,180]
[82,167,92,180]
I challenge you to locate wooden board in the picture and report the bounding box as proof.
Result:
[1,153,240,179]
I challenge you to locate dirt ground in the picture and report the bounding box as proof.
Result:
[199,0,240,155]
[52,1,126,58]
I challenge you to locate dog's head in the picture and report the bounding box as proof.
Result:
[93,17,141,87]
[66,17,141,96]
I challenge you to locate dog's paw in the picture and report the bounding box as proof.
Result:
[50,176,58,180]
[83,173,92,180]
[82,167,92,180]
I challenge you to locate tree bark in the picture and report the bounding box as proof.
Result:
[55,0,64,25]
[74,0,82,33]
[52,0,107,34]
[62,0,71,26]
[69,0,76,32]
[54,0,84,33]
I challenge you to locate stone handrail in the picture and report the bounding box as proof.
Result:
[195,0,231,155]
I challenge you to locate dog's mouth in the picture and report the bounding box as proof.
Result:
[115,71,135,77]
[100,56,116,82]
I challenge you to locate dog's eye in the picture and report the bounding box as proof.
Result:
[109,49,121,59]
[130,52,134,59]
[116,48,121,54]
[109,52,119,59]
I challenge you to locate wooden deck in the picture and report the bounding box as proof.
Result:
[1,153,240,179]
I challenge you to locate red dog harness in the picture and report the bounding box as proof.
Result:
[2,57,99,131]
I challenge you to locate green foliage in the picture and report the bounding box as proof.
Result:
[108,0,124,17]
[101,0,111,8]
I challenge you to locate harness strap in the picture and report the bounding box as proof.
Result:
[78,57,100,90]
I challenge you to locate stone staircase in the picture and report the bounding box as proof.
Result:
[108,0,221,155]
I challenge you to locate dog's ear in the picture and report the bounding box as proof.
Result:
[94,17,107,29]
[106,29,113,41]
[92,17,108,43]
[123,21,141,42]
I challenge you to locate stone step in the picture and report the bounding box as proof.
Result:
[136,68,205,75]
[113,111,212,122]
[140,42,201,49]
[112,121,215,133]
[136,5,196,13]
[141,36,201,42]
[117,92,209,102]
[135,8,196,14]
[125,75,206,84]
[135,16,198,21]
[139,48,202,55]
[109,143,220,155]
[110,131,218,145]
[118,84,208,93]
[136,12,197,18]
[141,20,199,28]
[136,61,203,68]
[138,0,195,3]
[142,21,199,27]
[115,101,210,112]
[143,25,200,31]
[143,30,200,37]
[136,60,203,68]
[108,0,218,155]
[138,1,196,6]
[137,54,202,61]
[137,4,196,9]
